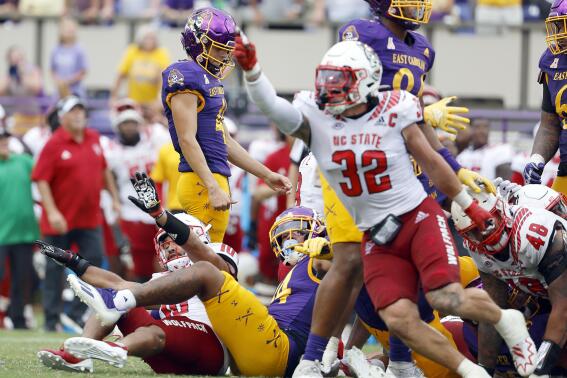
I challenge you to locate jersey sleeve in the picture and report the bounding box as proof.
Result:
[117,45,135,75]
[516,209,558,267]
[162,62,206,111]
[393,90,423,131]
[31,141,57,182]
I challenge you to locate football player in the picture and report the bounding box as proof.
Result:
[234,39,536,378]
[41,171,333,377]
[37,213,230,375]
[235,2,495,372]
[524,0,567,195]
[162,8,290,243]
[451,188,567,376]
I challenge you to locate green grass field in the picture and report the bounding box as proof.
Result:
[0,328,381,377]
[0,329,163,377]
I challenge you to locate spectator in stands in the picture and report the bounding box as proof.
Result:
[475,0,522,31]
[161,0,195,27]
[0,125,38,329]
[0,45,42,98]
[310,0,369,25]
[110,24,170,106]
[0,0,18,20]
[18,0,65,16]
[117,0,159,18]
[431,0,456,22]
[457,118,513,180]
[151,142,182,212]
[32,96,120,331]
[50,17,88,98]
[254,130,292,284]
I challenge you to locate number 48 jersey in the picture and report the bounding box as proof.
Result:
[468,206,567,298]
[293,89,426,230]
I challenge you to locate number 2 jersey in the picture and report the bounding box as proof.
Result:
[466,206,567,297]
[294,90,426,230]
[161,60,231,177]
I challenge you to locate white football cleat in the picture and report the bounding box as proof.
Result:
[384,361,425,378]
[496,309,537,376]
[67,275,124,326]
[293,359,325,378]
[342,347,386,378]
[64,337,128,368]
[37,347,93,373]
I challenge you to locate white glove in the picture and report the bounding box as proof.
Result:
[493,177,522,204]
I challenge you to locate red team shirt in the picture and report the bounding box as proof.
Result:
[32,128,107,235]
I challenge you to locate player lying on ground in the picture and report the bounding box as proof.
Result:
[39,171,343,377]
[451,185,567,376]
[235,38,536,377]
[37,212,233,375]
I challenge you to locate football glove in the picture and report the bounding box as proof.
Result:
[293,237,333,260]
[524,160,545,185]
[34,240,90,276]
[128,172,164,218]
[234,34,259,75]
[457,168,496,194]
[424,96,469,135]
[463,200,494,232]
[493,177,521,203]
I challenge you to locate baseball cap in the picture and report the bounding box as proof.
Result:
[58,96,85,117]
[112,109,144,130]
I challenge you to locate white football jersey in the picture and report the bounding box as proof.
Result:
[101,135,158,223]
[456,144,514,181]
[151,271,211,325]
[293,90,426,230]
[468,206,566,297]
[296,152,324,216]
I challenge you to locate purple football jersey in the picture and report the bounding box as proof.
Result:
[539,49,567,168]
[161,59,230,176]
[338,19,435,97]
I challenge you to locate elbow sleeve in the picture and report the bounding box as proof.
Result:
[245,73,303,135]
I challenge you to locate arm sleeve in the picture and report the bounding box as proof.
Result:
[245,73,303,135]
[290,139,306,165]
[117,46,134,75]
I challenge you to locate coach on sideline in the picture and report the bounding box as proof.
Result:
[32,96,120,331]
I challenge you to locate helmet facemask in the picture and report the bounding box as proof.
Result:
[458,198,510,255]
[387,0,432,26]
[195,35,235,79]
[155,231,191,272]
[270,215,325,266]
[546,15,567,55]
[315,66,367,115]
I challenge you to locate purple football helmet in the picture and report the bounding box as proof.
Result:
[546,0,567,55]
[365,0,432,30]
[269,206,327,266]
[181,7,237,79]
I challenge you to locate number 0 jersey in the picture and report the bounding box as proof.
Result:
[339,19,435,98]
[293,90,426,230]
[467,206,567,298]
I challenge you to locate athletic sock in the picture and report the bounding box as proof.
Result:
[113,290,136,311]
[389,335,413,362]
[303,333,330,362]
[494,309,526,344]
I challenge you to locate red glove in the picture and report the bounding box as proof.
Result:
[234,35,258,72]
[464,200,494,232]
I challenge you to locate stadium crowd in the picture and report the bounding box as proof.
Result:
[1,0,567,377]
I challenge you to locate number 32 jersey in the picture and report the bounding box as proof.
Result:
[293,90,426,231]
[467,206,567,298]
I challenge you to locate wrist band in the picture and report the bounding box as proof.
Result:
[453,188,473,209]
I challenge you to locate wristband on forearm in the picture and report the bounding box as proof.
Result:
[159,210,191,245]
[67,254,91,277]
[437,147,462,172]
